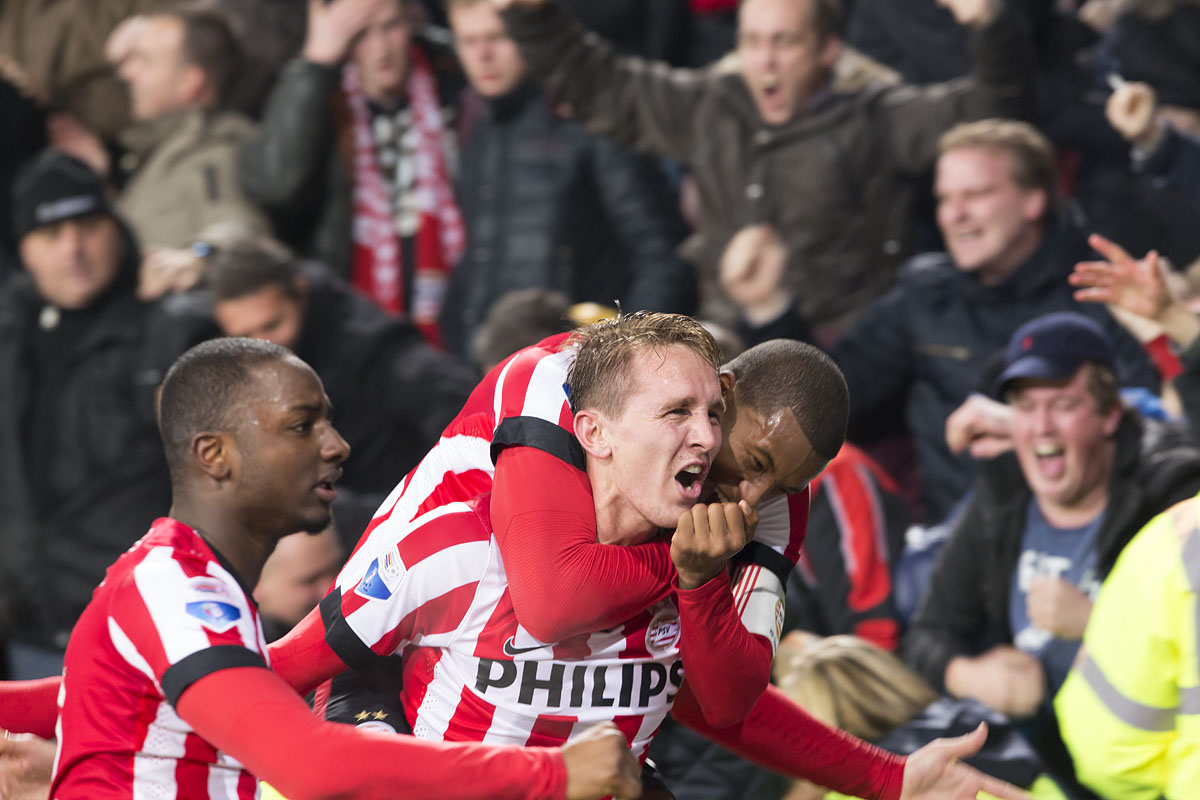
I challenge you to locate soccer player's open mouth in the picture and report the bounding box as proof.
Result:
[675,465,705,500]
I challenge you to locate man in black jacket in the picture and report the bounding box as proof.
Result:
[440,0,695,363]
[833,119,1158,524]
[194,236,478,547]
[902,311,1200,797]
[0,151,206,678]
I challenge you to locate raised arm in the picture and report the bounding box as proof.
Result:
[493,0,708,163]
[883,0,1033,174]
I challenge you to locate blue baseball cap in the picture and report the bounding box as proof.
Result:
[993,311,1116,398]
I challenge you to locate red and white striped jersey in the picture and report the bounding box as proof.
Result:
[344,332,808,594]
[324,495,684,762]
[53,518,268,800]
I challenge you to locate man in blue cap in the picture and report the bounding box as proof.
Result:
[902,310,1200,797]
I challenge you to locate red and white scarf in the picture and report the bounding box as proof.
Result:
[343,45,464,347]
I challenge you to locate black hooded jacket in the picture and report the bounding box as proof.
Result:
[0,222,207,650]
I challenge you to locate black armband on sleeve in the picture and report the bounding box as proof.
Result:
[319,589,380,670]
[491,415,586,470]
[163,646,268,707]
[733,541,794,589]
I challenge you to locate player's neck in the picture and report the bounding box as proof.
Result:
[169,502,276,590]
[591,477,658,546]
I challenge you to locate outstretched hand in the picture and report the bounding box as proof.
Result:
[1070,233,1170,321]
[900,724,1032,800]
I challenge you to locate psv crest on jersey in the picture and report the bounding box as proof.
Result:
[184,576,241,633]
[645,603,681,655]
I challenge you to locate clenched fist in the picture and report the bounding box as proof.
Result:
[672,500,757,590]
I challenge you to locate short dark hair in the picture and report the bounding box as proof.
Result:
[740,0,845,41]
[568,312,722,418]
[723,339,848,461]
[206,236,302,302]
[169,7,242,107]
[158,337,292,481]
[473,288,574,371]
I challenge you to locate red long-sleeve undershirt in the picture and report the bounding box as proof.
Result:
[177,667,565,800]
[674,569,773,727]
[0,677,59,739]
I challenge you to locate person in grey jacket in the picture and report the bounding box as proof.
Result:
[441,0,695,362]
[490,0,1033,340]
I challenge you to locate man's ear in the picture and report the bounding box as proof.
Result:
[1102,403,1122,437]
[192,431,234,482]
[719,371,736,410]
[574,409,612,459]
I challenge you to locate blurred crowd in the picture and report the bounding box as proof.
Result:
[2,0,1200,797]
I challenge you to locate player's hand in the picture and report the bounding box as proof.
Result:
[671,501,756,590]
[945,394,1013,459]
[899,723,1033,800]
[302,0,388,66]
[1105,81,1162,148]
[719,224,792,325]
[945,646,1045,719]
[1026,577,1093,640]
[561,723,641,800]
[0,730,54,800]
[937,0,998,28]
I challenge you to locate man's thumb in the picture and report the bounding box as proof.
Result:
[941,722,988,759]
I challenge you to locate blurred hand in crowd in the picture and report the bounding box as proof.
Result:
[1071,233,1200,352]
[1072,233,1171,322]
[720,224,792,326]
[945,393,1014,459]
[1106,81,1165,150]
[1078,0,1126,33]
[0,731,53,800]
[46,112,110,177]
[138,246,207,301]
[490,0,549,9]
[937,0,999,28]
[303,0,389,67]
[945,645,1045,719]
[1026,577,1093,640]
[105,14,149,66]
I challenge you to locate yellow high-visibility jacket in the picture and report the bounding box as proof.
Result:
[1056,497,1200,799]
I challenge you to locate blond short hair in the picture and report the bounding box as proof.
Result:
[773,634,938,742]
[939,119,1060,213]
[567,312,722,418]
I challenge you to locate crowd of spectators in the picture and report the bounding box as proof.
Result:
[3,0,1200,797]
